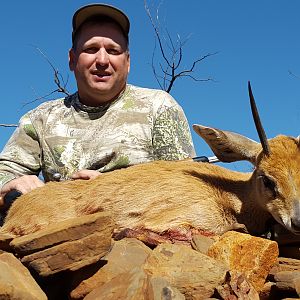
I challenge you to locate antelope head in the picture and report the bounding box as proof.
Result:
[193,82,300,234]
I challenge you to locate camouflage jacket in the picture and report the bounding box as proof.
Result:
[0,84,195,188]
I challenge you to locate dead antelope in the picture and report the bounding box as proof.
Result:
[1,82,300,241]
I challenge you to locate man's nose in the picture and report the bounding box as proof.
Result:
[96,48,109,66]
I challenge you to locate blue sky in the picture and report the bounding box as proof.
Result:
[1,1,300,172]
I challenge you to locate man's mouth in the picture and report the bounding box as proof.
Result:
[91,71,111,80]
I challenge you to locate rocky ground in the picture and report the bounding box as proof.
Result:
[1,211,300,299]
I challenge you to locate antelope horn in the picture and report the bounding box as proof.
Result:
[248,81,271,156]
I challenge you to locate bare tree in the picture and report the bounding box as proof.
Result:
[144,0,217,93]
[21,46,70,109]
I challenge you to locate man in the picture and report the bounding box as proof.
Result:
[0,4,195,202]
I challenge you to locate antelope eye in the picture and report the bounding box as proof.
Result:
[260,175,277,197]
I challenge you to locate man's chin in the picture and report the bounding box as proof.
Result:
[91,84,112,95]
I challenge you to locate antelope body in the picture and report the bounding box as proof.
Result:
[2,127,300,239]
[1,84,300,239]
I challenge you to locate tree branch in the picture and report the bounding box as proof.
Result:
[144,0,217,93]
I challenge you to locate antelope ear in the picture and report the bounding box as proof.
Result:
[193,124,261,164]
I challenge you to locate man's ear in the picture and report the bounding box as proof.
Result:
[69,48,76,71]
[127,52,130,74]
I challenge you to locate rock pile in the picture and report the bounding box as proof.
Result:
[1,211,300,299]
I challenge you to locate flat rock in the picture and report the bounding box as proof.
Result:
[20,212,115,276]
[143,242,228,299]
[70,238,152,299]
[84,267,185,300]
[270,257,300,277]
[10,211,114,255]
[274,270,300,293]
[83,267,148,300]
[208,231,279,291]
[0,252,47,300]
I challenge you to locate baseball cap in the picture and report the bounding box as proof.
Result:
[72,3,130,42]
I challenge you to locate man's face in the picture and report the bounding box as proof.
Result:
[69,22,130,106]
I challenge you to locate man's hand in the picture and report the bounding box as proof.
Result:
[0,175,45,207]
[71,170,101,180]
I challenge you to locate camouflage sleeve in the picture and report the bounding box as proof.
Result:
[152,102,196,161]
[0,113,41,189]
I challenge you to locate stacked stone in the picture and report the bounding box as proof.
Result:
[1,212,300,299]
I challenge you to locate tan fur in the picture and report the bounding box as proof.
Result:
[2,125,300,238]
